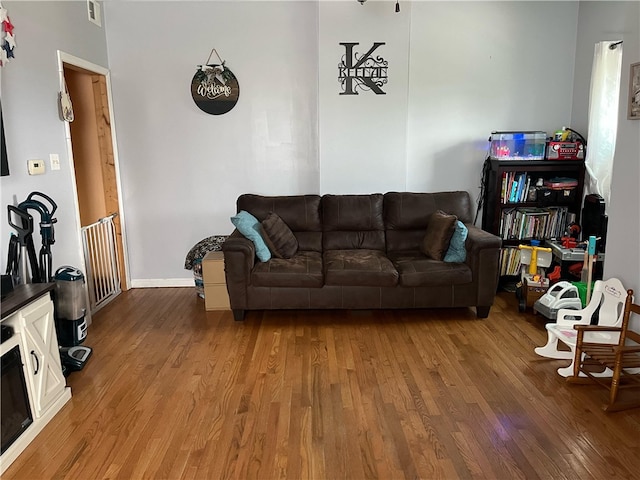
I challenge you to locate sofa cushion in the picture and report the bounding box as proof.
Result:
[261,212,298,259]
[237,194,323,252]
[444,220,468,263]
[384,191,473,253]
[230,210,271,262]
[251,251,323,288]
[322,194,386,251]
[421,210,457,260]
[324,249,398,287]
[388,251,472,287]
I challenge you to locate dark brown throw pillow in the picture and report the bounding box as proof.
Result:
[421,210,458,260]
[261,212,298,259]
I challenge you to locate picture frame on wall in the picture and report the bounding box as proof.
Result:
[628,61,640,120]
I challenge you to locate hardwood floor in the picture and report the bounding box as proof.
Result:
[4,287,640,479]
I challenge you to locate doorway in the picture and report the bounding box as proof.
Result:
[58,52,129,313]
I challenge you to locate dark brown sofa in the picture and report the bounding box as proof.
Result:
[222,191,501,320]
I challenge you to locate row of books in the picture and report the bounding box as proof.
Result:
[499,206,575,240]
[500,247,522,276]
[501,172,578,204]
[501,171,532,203]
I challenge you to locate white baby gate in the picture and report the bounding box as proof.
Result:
[81,213,121,313]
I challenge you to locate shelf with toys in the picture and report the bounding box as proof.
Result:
[480,130,586,280]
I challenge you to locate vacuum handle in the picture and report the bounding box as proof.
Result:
[7,205,33,240]
[26,191,57,217]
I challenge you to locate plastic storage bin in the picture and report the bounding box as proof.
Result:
[490,131,547,160]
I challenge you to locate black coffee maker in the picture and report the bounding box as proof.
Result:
[53,266,93,375]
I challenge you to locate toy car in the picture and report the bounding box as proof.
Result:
[533,281,582,320]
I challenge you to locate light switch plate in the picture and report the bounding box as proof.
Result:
[50,154,61,171]
[28,159,45,175]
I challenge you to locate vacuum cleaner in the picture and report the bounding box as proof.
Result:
[6,205,39,285]
[6,192,92,375]
[5,191,57,284]
[53,266,93,375]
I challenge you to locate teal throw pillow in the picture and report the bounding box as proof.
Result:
[444,221,468,263]
[230,210,272,262]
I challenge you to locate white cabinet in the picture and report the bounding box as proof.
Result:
[1,287,72,475]
[18,293,67,417]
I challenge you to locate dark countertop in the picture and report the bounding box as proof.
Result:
[1,283,55,320]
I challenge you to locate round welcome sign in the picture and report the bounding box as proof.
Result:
[191,64,240,115]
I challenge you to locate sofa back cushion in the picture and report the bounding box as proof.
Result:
[384,191,473,253]
[237,194,322,252]
[322,194,385,250]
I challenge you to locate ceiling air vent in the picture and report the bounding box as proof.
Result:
[87,0,101,27]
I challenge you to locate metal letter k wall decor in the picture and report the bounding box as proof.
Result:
[338,42,388,95]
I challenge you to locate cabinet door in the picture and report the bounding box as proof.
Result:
[19,294,66,418]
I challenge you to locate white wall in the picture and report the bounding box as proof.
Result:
[2,1,636,289]
[319,1,411,194]
[0,1,108,276]
[571,1,640,294]
[104,1,319,284]
[318,1,578,198]
[407,2,578,196]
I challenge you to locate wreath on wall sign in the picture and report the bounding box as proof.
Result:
[190,49,240,115]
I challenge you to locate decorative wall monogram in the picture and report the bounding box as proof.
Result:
[338,42,388,95]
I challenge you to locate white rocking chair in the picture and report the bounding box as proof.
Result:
[534,277,628,377]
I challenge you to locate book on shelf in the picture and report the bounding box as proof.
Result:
[522,176,531,202]
[516,173,527,202]
[501,172,508,203]
[509,177,518,202]
[499,206,570,240]
[502,172,534,204]
[500,246,522,276]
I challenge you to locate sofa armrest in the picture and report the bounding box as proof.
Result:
[464,224,502,312]
[222,229,255,311]
[465,224,502,254]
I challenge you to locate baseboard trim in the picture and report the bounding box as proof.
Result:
[130,278,195,288]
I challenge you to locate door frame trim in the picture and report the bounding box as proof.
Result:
[57,50,131,291]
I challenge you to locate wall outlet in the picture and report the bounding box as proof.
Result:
[50,154,61,171]
[27,159,45,175]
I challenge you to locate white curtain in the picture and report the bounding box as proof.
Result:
[584,41,623,208]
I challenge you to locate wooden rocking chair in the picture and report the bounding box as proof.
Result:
[567,289,640,412]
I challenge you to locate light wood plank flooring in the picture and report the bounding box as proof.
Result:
[4,287,640,479]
